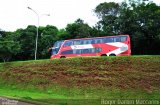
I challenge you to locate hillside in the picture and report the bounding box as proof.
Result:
[0,56,160,105]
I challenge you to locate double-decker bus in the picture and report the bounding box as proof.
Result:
[49,35,131,59]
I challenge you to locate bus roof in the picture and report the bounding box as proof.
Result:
[64,34,129,41]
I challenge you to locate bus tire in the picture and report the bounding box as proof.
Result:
[60,56,66,58]
[101,54,107,56]
[109,54,116,56]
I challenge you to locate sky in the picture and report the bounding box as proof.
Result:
[0,0,160,32]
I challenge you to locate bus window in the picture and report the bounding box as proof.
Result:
[51,47,61,55]
[61,50,73,54]
[54,41,64,47]
[63,41,73,47]
[114,37,121,42]
[75,49,81,54]
[74,40,81,45]
[94,38,103,44]
[104,37,114,43]
[81,48,102,54]
[82,49,90,54]
[51,41,64,55]
[95,48,102,53]
[52,48,58,55]
[82,39,93,44]
[120,36,127,42]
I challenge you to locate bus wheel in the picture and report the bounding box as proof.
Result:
[60,56,66,58]
[101,54,107,56]
[109,54,116,56]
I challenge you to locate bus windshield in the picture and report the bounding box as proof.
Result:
[52,41,64,55]
[53,40,64,48]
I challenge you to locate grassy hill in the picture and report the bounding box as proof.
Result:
[0,56,160,105]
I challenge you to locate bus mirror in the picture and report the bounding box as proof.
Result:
[48,48,51,52]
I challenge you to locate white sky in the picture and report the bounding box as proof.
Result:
[0,0,159,31]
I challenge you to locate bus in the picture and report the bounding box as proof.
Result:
[49,35,131,59]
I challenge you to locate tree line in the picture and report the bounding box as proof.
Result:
[0,0,160,62]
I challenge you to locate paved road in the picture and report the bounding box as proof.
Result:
[0,97,36,105]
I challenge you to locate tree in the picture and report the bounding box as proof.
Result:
[94,2,120,35]
[8,25,59,60]
[94,0,160,54]
[57,29,70,40]
[38,25,59,59]
[118,0,160,54]
[66,18,92,38]
[13,26,37,60]
[0,32,21,62]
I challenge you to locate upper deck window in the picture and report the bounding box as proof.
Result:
[54,41,64,48]
[120,36,127,42]
[73,40,82,45]
[103,37,114,43]
[63,41,73,47]
[82,39,93,44]
[103,36,128,43]
[94,38,103,44]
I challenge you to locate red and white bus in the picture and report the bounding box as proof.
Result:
[50,35,131,59]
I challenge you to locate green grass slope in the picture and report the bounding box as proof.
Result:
[0,56,160,105]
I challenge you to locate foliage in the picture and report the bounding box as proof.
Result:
[94,2,120,35]
[66,18,92,38]
[0,32,21,62]
[57,29,70,40]
[94,0,160,54]
[38,25,59,59]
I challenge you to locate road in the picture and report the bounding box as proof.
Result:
[0,97,36,105]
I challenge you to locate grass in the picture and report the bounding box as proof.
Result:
[0,84,159,105]
[0,55,160,105]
